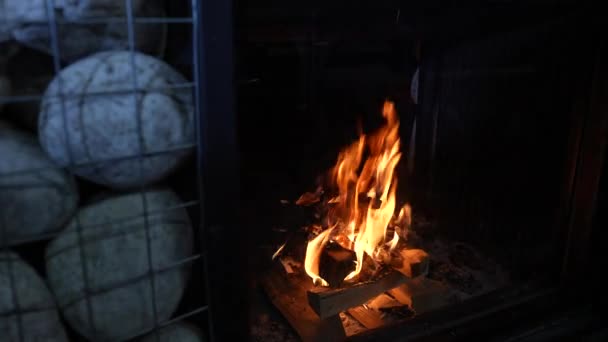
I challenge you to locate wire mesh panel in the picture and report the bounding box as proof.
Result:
[0,0,214,341]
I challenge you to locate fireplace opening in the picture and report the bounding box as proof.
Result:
[234,4,606,342]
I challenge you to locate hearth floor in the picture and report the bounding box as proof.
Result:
[250,231,509,341]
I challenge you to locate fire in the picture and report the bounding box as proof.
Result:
[303,100,410,286]
[304,228,334,286]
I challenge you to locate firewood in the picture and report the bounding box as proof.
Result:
[306,247,430,319]
[347,307,384,329]
[319,244,356,288]
[331,233,353,251]
[307,271,408,319]
[262,268,346,342]
[295,186,324,206]
[279,256,301,274]
[388,277,452,314]
[366,293,403,311]
[375,248,428,278]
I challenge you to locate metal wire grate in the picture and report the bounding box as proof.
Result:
[0,0,213,341]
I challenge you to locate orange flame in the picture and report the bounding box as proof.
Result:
[304,228,334,286]
[304,100,410,286]
[397,203,412,227]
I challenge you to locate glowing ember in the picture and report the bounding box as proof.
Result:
[302,100,412,286]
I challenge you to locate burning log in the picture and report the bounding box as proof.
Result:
[262,101,441,338]
[319,244,356,288]
[374,247,428,278]
[307,271,408,319]
[306,247,429,319]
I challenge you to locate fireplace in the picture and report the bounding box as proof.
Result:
[0,1,605,341]
[201,2,607,341]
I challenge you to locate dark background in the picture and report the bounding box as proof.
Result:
[3,1,605,341]
[222,2,596,284]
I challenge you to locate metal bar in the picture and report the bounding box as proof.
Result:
[501,307,593,342]
[3,207,195,249]
[0,83,195,105]
[0,305,63,318]
[120,305,209,342]
[38,202,199,257]
[560,26,607,288]
[45,217,190,260]
[424,44,444,200]
[75,200,197,228]
[192,0,246,339]
[430,67,538,78]
[44,0,98,335]
[411,42,441,204]
[0,221,25,342]
[3,17,193,25]
[58,253,202,309]
[190,0,213,339]
[349,287,558,342]
[190,1,215,339]
[124,1,161,341]
[159,306,209,328]
[0,143,196,179]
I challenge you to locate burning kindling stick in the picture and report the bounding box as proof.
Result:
[272,242,286,261]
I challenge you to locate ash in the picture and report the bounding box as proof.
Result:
[408,215,510,299]
[340,312,367,336]
[250,313,299,342]
[253,211,510,339]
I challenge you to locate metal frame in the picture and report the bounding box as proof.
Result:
[559,26,608,289]
[193,0,249,341]
[1,1,215,341]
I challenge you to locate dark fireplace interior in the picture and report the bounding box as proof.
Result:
[231,2,607,341]
[0,1,606,342]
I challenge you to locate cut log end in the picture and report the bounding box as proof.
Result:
[320,244,356,288]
